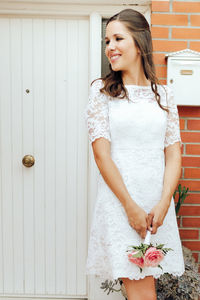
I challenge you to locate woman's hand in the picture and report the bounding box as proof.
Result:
[125,201,148,239]
[147,201,170,234]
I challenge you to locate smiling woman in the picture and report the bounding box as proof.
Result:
[100,9,168,113]
[84,8,184,300]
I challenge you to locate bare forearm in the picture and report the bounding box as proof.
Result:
[94,155,137,211]
[160,152,181,207]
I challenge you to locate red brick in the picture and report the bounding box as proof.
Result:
[158,79,167,85]
[185,168,200,179]
[181,132,200,143]
[152,14,188,26]
[184,194,200,204]
[153,53,167,65]
[178,106,200,118]
[172,28,200,39]
[179,205,200,216]
[173,2,200,13]
[177,216,181,227]
[187,120,200,130]
[191,15,200,26]
[182,241,200,251]
[180,119,185,130]
[156,65,167,78]
[152,1,170,12]
[186,145,200,155]
[179,229,199,239]
[153,40,187,52]
[190,42,200,52]
[179,180,200,192]
[181,145,184,155]
[151,26,169,38]
[182,156,200,167]
[182,217,200,228]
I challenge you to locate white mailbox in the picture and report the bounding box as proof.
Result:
[165,48,200,106]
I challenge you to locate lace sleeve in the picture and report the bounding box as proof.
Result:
[164,86,182,149]
[84,79,111,145]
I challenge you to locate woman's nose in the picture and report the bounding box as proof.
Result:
[107,40,116,50]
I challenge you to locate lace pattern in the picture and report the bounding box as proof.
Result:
[84,80,111,145]
[86,171,185,281]
[125,85,161,103]
[125,84,182,149]
[84,79,185,281]
[84,80,182,149]
[164,86,182,148]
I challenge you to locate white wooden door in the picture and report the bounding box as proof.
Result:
[0,17,89,299]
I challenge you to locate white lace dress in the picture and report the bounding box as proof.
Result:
[84,79,185,281]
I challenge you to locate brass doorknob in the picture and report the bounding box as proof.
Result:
[22,155,35,167]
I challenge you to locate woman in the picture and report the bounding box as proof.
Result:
[84,8,185,300]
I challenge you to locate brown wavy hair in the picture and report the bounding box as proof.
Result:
[93,8,168,112]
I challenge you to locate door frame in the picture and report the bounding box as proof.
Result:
[0,2,151,300]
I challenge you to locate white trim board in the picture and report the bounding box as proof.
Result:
[0,2,151,19]
[0,0,151,5]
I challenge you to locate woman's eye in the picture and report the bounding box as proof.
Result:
[105,37,123,45]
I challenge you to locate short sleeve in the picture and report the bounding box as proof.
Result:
[83,79,111,145]
[164,86,182,149]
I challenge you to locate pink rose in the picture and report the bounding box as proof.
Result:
[144,247,164,267]
[128,251,145,268]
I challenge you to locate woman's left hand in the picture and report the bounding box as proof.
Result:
[147,201,170,234]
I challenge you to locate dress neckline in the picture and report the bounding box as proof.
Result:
[125,84,151,88]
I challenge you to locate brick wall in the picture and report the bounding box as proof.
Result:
[151,0,200,272]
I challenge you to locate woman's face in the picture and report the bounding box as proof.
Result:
[105,20,140,72]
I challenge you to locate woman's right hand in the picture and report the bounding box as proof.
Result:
[125,201,148,239]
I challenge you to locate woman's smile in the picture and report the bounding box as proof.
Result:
[110,54,121,63]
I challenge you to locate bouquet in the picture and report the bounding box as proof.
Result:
[126,228,173,273]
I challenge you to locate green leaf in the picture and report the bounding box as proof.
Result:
[131,250,143,258]
[158,264,163,270]
[162,248,173,254]
[156,244,165,249]
[175,184,189,216]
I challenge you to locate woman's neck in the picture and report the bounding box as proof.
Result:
[122,68,150,86]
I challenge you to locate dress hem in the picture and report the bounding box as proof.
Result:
[85,268,185,281]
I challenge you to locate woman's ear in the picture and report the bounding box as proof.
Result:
[136,47,141,54]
